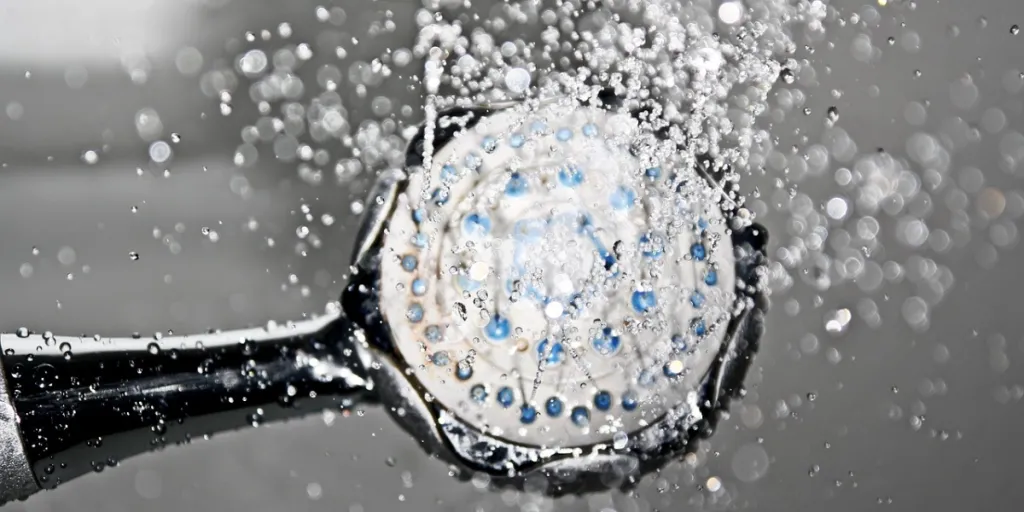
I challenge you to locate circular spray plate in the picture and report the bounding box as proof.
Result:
[378,100,738,448]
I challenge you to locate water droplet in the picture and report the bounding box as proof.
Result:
[612,431,628,449]
[504,67,531,93]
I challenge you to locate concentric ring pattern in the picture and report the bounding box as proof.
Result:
[379,100,738,448]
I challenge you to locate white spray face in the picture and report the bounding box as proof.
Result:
[378,101,738,448]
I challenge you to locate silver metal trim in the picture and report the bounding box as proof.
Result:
[0,352,40,504]
[5,310,342,358]
[352,169,402,268]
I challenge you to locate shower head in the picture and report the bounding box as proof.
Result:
[0,93,767,502]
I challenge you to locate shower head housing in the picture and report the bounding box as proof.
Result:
[341,95,767,493]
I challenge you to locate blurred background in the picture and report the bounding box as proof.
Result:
[1,0,1024,511]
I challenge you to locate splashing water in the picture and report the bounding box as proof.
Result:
[395,0,816,433]
[202,0,1024,496]
[209,0,817,473]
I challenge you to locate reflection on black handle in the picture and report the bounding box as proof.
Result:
[0,313,371,489]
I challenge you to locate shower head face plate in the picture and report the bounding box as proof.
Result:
[377,101,738,450]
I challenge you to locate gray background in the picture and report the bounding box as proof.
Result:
[1,0,1023,510]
